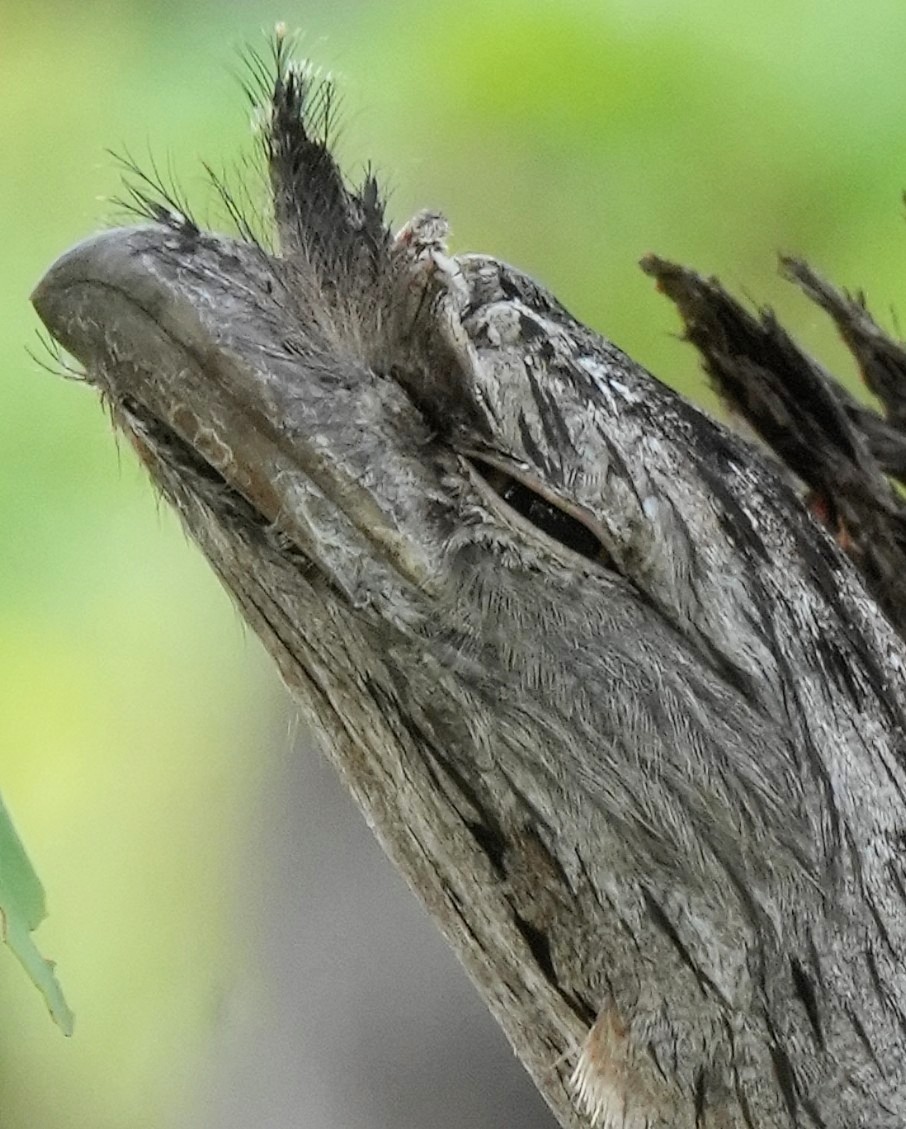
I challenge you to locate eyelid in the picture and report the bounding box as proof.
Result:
[461,450,614,568]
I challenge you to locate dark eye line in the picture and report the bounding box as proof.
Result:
[466,457,609,565]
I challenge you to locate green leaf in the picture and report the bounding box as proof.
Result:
[0,793,73,1035]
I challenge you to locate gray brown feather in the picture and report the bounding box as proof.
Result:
[30,35,906,1129]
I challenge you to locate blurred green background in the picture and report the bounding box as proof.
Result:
[4,1,906,1126]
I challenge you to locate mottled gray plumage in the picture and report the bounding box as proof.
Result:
[31,37,906,1128]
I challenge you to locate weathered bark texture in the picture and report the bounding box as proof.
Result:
[31,36,906,1129]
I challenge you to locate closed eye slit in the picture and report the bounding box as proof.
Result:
[465,454,613,566]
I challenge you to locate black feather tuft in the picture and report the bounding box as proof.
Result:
[111,149,200,238]
[243,30,392,282]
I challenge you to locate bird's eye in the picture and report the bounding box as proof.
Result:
[467,457,610,565]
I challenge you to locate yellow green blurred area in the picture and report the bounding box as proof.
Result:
[3,2,906,1126]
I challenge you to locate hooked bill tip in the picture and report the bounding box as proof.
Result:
[31,226,151,334]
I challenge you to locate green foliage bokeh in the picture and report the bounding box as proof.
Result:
[3,1,906,1125]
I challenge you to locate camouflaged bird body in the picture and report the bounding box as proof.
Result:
[394,247,906,1127]
[32,35,906,1128]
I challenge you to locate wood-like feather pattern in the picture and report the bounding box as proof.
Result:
[30,32,906,1129]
